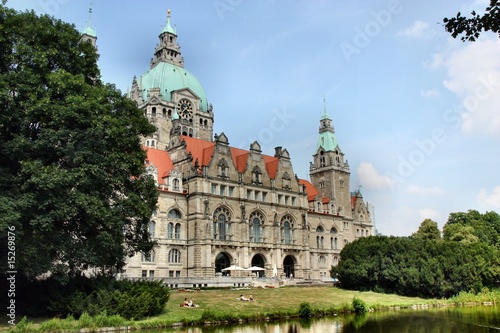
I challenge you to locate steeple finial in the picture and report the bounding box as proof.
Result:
[161,8,177,35]
[81,2,97,44]
[323,95,327,115]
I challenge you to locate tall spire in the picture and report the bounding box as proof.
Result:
[81,4,97,48]
[162,9,177,35]
[315,97,337,153]
[151,9,184,68]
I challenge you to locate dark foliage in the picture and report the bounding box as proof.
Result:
[0,5,157,280]
[443,0,500,41]
[0,275,169,319]
[332,236,500,298]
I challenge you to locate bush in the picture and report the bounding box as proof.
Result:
[352,297,368,314]
[298,302,312,318]
[44,276,170,320]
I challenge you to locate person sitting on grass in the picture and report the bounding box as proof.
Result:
[249,294,254,301]
[188,299,200,307]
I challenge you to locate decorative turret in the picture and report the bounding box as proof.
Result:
[132,9,213,150]
[309,98,352,218]
[81,7,97,49]
[151,9,184,68]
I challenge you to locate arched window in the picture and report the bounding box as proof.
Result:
[168,209,182,219]
[249,211,265,242]
[172,178,180,191]
[151,107,156,118]
[167,222,173,239]
[217,159,228,178]
[319,151,326,167]
[316,236,324,249]
[316,226,324,233]
[213,207,231,240]
[175,223,181,239]
[331,237,338,250]
[333,256,338,266]
[281,215,293,244]
[319,255,326,268]
[168,249,181,263]
[142,250,155,263]
[330,227,337,234]
[148,221,156,238]
[251,166,262,184]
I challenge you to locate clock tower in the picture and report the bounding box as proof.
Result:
[129,10,214,149]
[309,102,352,218]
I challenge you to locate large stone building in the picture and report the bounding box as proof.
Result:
[90,11,374,284]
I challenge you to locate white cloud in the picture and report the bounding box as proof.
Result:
[477,186,500,208]
[436,39,500,136]
[420,89,440,98]
[405,184,446,196]
[397,20,431,38]
[357,162,395,189]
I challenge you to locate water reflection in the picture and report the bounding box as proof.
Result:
[144,305,500,333]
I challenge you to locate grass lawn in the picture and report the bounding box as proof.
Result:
[138,286,438,326]
[0,286,443,332]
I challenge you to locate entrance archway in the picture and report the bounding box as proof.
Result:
[251,254,266,277]
[215,252,231,274]
[283,255,295,278]
[251,254,265,268]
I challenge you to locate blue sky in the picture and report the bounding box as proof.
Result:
[9,0,500,236]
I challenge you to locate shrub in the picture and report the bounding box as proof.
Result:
[46,277,170,320]
[298,302,312,318]
[352,297,368,314]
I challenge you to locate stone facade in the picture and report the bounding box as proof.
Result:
[118,11,374,283]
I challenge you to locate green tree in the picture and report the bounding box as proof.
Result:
[0,6,158,279]
[412,218,441,240]
[444,210,500,248]
[443,0,500,41]
[334,235,500,298]
[443,224,479,244]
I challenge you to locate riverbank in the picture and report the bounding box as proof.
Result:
[5,286,499,332]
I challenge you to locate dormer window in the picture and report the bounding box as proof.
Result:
[172,178,180,191]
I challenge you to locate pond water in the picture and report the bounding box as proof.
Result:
[144,305,500,333]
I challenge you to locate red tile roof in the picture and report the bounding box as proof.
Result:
[298,179,318,201]
[181,136,216,168]
[351,196,357,209]
[263,155,279,179]
[144,147,174,184]
[230,147,249,173]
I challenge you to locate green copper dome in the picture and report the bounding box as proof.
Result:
[315,131,338,153]
[139,62,209,112]
[82,23,96,37]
